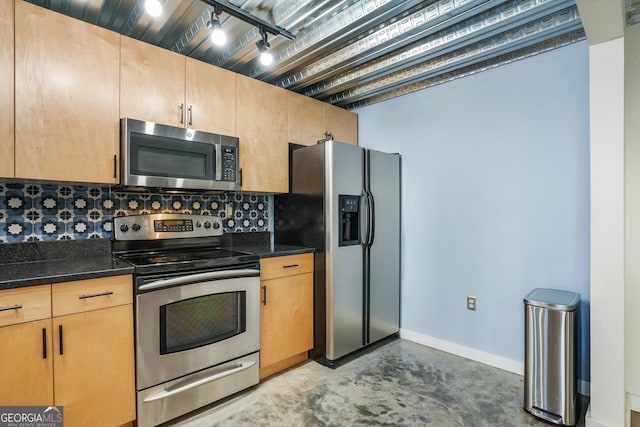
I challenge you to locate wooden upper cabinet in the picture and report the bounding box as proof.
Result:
[236,74,289,193]
[0,0,14,178]
[14,1,120,184]
[121,37,237,136]
[327,103,358,145]
[186,57,237,136]
[288,91,326,146]
[120,36,186,128]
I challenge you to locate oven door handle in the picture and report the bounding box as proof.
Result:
[138,269,259,291]
[142,360,257,403]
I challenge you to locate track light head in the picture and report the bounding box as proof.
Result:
[144,0,162,17]
[256,28,273,66]
[206,7,226,46]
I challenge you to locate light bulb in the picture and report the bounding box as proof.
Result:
[260,51,274,66]
[211,27,227,46]
[144,0,162,18]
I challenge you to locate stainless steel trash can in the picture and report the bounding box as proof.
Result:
[524,288,580,426]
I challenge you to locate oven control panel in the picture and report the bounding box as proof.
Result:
[114,214,223,241]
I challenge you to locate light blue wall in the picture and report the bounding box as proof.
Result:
[355,41,590,382]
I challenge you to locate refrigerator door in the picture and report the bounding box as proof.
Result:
[325,141,365,361]
[367,149,401,344]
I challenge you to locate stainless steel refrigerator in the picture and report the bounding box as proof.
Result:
[275,140,400,364]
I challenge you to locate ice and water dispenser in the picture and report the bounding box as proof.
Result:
[339,195,360,246]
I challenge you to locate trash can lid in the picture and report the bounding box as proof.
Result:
[523,288,580,311]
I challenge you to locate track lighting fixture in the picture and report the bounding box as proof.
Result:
[206,5,226,46]
[200,1,295,67]
[256,28,273,67]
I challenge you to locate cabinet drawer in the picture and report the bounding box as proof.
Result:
[52,275,133,317]
[0,285,51,327]
[260,253,313,281]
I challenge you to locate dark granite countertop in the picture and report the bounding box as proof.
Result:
[229,232,316,258]
[234,242,315,258]
[0,233,316,290]
[0,257,134,290]
[0,239,134,290]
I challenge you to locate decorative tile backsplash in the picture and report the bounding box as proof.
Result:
[0,182,270,243]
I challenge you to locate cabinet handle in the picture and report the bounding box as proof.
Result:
[283,264,299,269]
[188,105,193,126]
[239,168,243,187]
[42,328,47,360]
[79,291,114,300]
[261,285,267,305]
[58,325,63,355]
[113,154,117,178]
[0,304,22,312]
[179,103,184,124]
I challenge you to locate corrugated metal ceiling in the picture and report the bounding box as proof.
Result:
[26,0,585,109]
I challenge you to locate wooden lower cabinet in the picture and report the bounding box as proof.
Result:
[0,276,135,426]
[53,304,135,427]
[0,318,54,405]
[260,254,314,379]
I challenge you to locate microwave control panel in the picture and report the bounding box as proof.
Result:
[221,146,237,182]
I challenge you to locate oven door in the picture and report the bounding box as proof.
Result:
[136,269,260,390]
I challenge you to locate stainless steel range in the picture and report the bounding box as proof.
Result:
[113,213,260,427]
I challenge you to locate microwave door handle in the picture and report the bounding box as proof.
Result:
[142,360,257,403]
[138,269,259,291]
[215,144,222,181]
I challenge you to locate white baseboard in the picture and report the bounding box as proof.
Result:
[400,328,590,396]
[400,328,524,374]
[586,408,615,427]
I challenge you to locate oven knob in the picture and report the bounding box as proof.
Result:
[204,221,211,229]
[131,223,141,232]
[119,224,129,233]
[212,222,220,229]
[196,221,201,228]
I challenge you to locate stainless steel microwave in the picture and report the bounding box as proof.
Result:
[120,118,240,192]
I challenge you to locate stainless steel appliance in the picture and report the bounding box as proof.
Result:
[113,214,259,427]
[275,140,401,364]
[120,118,240,192]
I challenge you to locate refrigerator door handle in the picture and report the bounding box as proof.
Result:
[367,191,375,247]
[360,191,371,248]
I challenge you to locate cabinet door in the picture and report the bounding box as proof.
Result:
[53,304,135,427]
[14,1,120,184]
[236,75,289,193]
[288,91,326,147]
[0,319,54,405]
[121,36,186,127]
[0,0,14,178]
[326,104,358,145]
[260,273,314,369]
[186,58,236,136]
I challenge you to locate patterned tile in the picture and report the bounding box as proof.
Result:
[0,182,271,243]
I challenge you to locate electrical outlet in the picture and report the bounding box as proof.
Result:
[467,296,477,311]
[226,203,233,217]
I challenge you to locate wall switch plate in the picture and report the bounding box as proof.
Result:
[467,296,477,311]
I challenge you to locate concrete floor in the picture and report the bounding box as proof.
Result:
[172,339,586,426]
